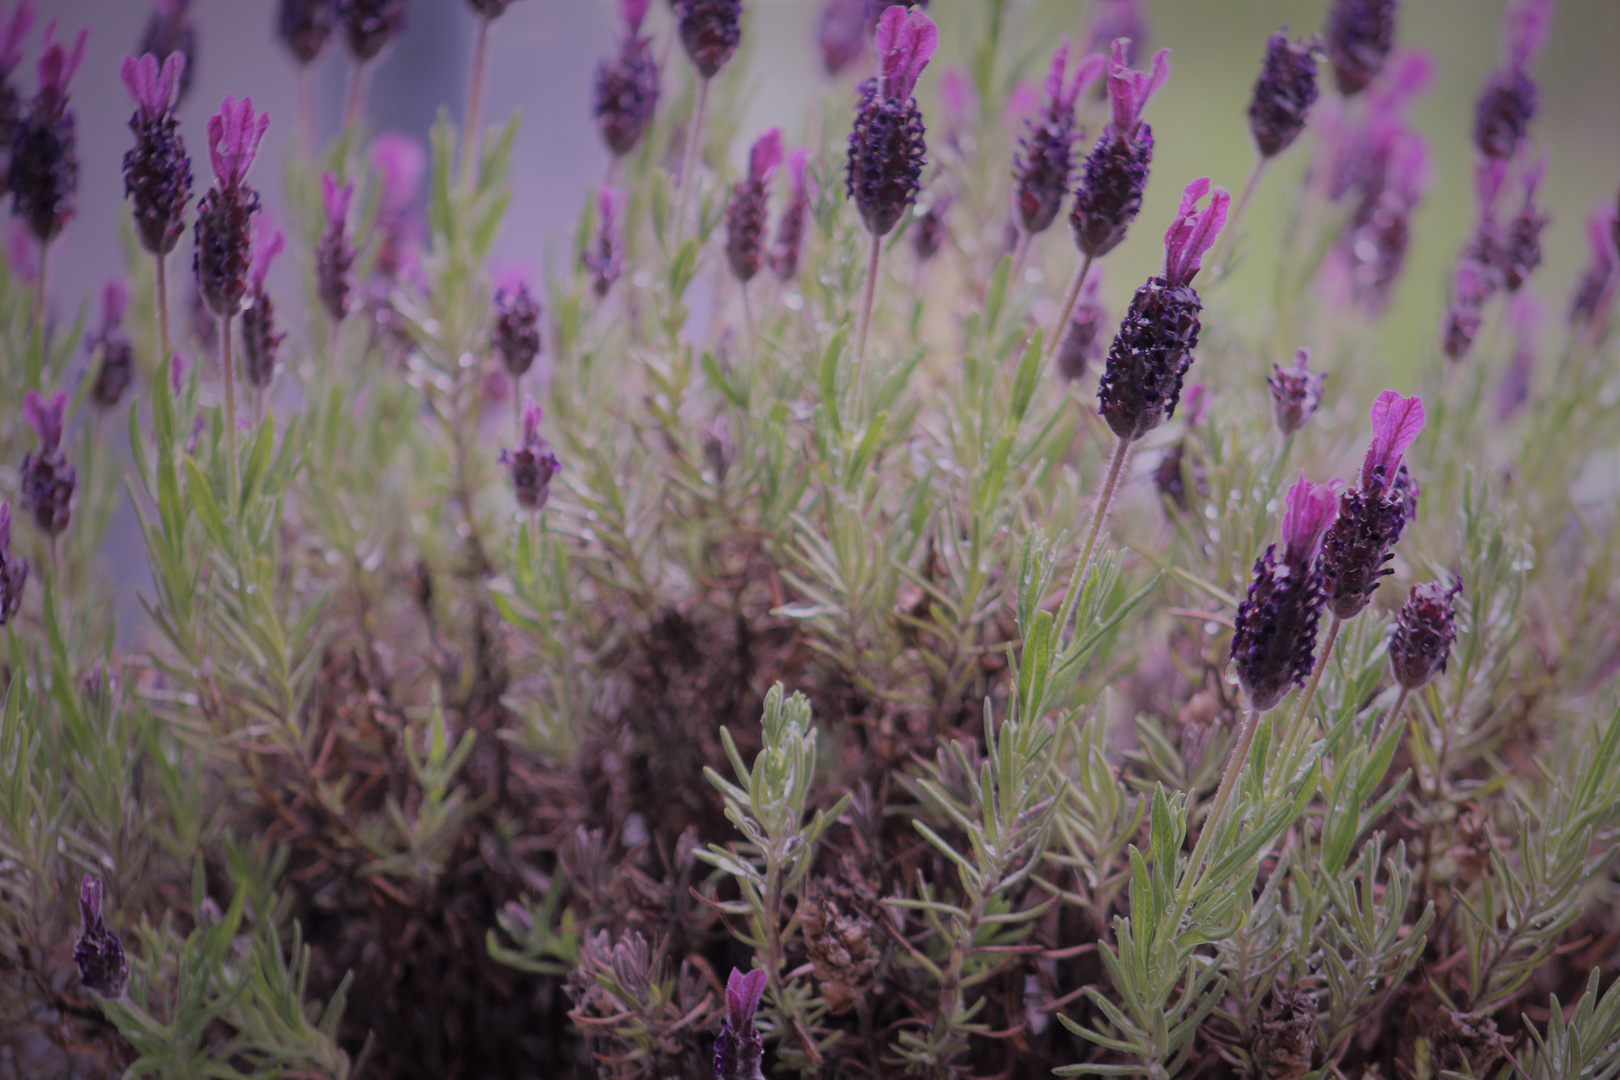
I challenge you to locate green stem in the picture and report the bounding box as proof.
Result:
[1373,684,1410,744]
[854,231,882,368]
[672,75,710,244]
[220,314,239,507]
[1209,155,1267,281]
[1179,699,1264,906]
[460,16,491,190]
[1044,253,1094,365]
[1073,434,1131,595]
[1291,613,1343,729]
[155,253,171,365]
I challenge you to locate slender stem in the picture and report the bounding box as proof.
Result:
[155,253,171,364]
[344,60,370,134]
[298,64,316,157]
[1044,252,1094,365]
[34,239,48,331]
[460,16,491,190]
[1292,613,1343,729]
[1182,700,1264,895]
[1010,227,1030,283]
[1073,434,1131,594]
[220,314,240,503]
[512,373,522,438]
[1210,155,1268,280]
[741,279,756,354]
[1373,684,1411,744]
[854,231,883,367]
[673,75,711,243]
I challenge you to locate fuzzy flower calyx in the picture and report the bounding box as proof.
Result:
[594,0,660,158]
[195,96,268,318]
[1472,0,1552,161]
[583,186,624,297]
[1056,271,1106,382]
[771,148,813,280]
[343,0,406,63]
[318,171,355,323]
[1389,578,1462,690]
[279,0,336,65]
[714,966,767,1080]
[8,21,87,244]
[91,280,136,409]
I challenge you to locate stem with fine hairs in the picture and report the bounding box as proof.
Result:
[1072,433,1131,595]
[155,254,172,363]
[854,231,882,367]
[1180,699,1265,898]
[460,16,491,190]
[220,313,240,504]
[673,76,711,243]
[1044,252,1094,365]
[344,60,370,134]
[1372,684,1411,744]
[34,239,49,331]
[1208,155,1267,280]
[1292,613,1343,729]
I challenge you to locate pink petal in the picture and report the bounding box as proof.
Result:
[1361,390,1427,487]
[1281,472,1341,564]
[749,128,783,185]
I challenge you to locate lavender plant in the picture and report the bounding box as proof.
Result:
[3,2,1620,1079]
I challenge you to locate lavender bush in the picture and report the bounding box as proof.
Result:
[2,1,1620,1078]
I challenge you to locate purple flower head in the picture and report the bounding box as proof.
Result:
[278,0,337,66]
[1248,29,1320,159]
[91,281,136,408]
[492,275,541,377]
[500,395,561,511]
[250,227,285,296]
[1496,293,1542,420]
[1056,269,1106,382]
[343,0,406,63]
[73,875,128,999]
[818,0,866,76]
[207,95,269,190]
[1472,0,1552,161]
[1360,390,1425,490]
[322,170,354,227]
[1389,578,1463,690]
[1232,472,1339,712]
[1325,0,1395,96]
[1105,38,1169,138]
[1497,156,1548,293]
[317,172,355,323]
[875,4,937,102]
[677,0,742,80]
[771,147,813,279]
[1085,0,1150,66]
[23,387,65,451]
[20,389,74,536]
[747,128,783,185]
[1569,202,1618,327]
[714,967,768,1080]
[241,228,284,389]
[36,21,87,98]
[911,188,951,263]
[0,2,33,76]
[1269,347,1325,437]
[728,133,782,282]
[101,279,130,336]
[1013,38,1104,236]
[121,51,184,124]
[0,501,26,625]
[594,0,661,157]
[583,185,625,297]
[1340,128,1427,314]
[1162,177,1229,288]
[1281,471,1340,567]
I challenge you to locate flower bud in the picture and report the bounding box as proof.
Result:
[500,395,561,511]
[771,148,813,280]
[582,186,624,298]
[1324,0,1395,97]
[1568,203,1618,328]
[714,967,767,1080]
[8,23,87,245]
[0,502,28,625]
[492,278,541,377]
[1055,271,1105,382]
[845,6,937,238]
[1268,347,1324,437]
[1388,578,1462,690]
[121,51,192,256]
[342,0,405,63]
[725,128,782,283]
[20,389,75,537]
[1097,178,1227,442]
[910,190,950,264]
[317,171,354,324]
[241,229,285,389]
[1013,38,1103,237]
[90,280,136,409]
[677,0,741,80]
[278,0,336,65]
[194,96,269,319]
[1471,0,1551,161]
[1068,40,1168,259]
[594,0,660,157]
[1247,30,1320,159]
[73,875,129,998]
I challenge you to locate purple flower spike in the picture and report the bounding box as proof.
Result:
[1013,38,1105,236]
[242,228,285,390]
[500,395,561,511]
[1472,0,1552,161]
[1497,293,1542,420]
[1269,347,1325,437]
[493,277,542,377]
[318,172,355,324]
[73,875,128,999]
[0,501,27,625]
[1106,39,1169,138]
[714,967,768,1080]
[677,0,743,80]
[1232,472,1340,712]
[1360,390,1425,490]
[1248,30,1320,159]
[818,0,866,76]
[1569,202,1618,327]
[20,389,75,537]
[771,148,813,280]
[1325,0,1395,96]
[279,0,337,66]
[343,0,406,63]
[875,4,938,102]
[207,95,270,190]
[1498,157,1548,293]
[1067,40,1169,259]
[122,52,192,256]
[846,6,936,238]
[1056,269,1106,382]
[1389,578,1463,691]
[726,129,782,284]
[92,281,135,409]
[8,21,87,245]
[1162,177,1229,288]
[594,0,661,158]
[583,186,624,298]
[137,0,195,105]
[1084,0,1150,65]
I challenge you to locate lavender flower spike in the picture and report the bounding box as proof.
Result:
[583,185,624,298]
[1325,0,1395,97]
[500,395,561,511]
[137,0,195,104]
[1568,202,1618,327]
[1389,578,1462,691]
[278,0,336,66]
[73,875,128,998]
[1056,269,1106,382]
[343,0,406,63]
[194,96,268,318]
[1268,347,1325,437]
[594,0,660,158]
[1472,0,1552,161]
[1013,38,1104,237]
[1247,30,1320,159]
[0,502,28,625]
[726,128,783,284]
[677,0,743,80]
[123,52,193,259]
[1498,156,1548,293]
[91,280,136,409]
[9,21,87,245]
[317,172,354,324]
[492,274,542,378]
[1068,39,1170,259]
[1318,391,1425,621]
[771,148,813,281]
[714,967,768,1080]
[241,228,285,389]
[846,4,937,238]
[20,389,75,537]
[1097,178,1228,442]
[1232,472,1340,713]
